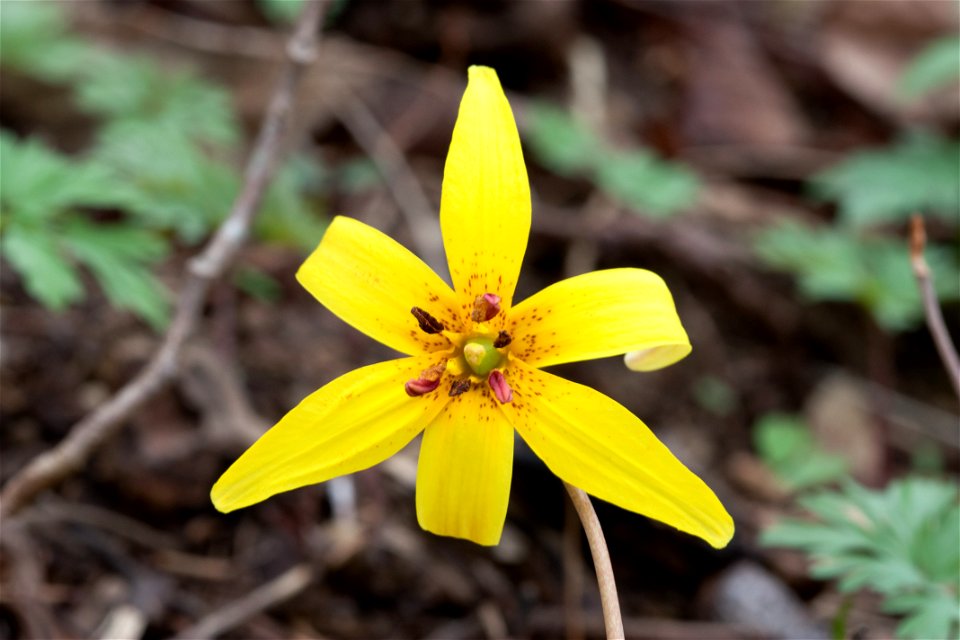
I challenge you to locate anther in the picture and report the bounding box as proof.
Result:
[411,307,444,334]
[405,377,440,397]
[405,363,445,397]
[449,379,472,396]
[471,293,501,322]
[488,370,513,404]
[493,330,512,348]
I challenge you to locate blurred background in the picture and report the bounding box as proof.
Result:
[1,1,958,639]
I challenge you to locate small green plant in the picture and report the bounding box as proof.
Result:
[753,413,849,491]
[524,103,699,217]
[754,221,958,331]
[0,133,170,328]
[898,34,960,100]
[812,132,960,228]
[0,1,327,326]
[762,478,960,640]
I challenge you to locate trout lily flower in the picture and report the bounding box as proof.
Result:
[212,66,733,548]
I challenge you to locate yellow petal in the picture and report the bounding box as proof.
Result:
[440,66,531,310]
[297,216,463,355]
[416,387,514,545]
[507,268,691,370]
[501,361,733,548]
[212,356,448,512]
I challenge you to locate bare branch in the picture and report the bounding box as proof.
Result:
[0,0,328,519]
[170,564,314,640]
[564,483,624,640]
[331,89,447,273]
[910,214,960,399]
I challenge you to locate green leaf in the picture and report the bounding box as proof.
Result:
[91,121,235,242]
[762,477,960,640]
[234,267,282,302]
[595,151,699,217]
[61,219,171,329]
[525,103,603,177]
[336,157,380,193]
[899,35,960,100]
[691,375,737,417]
[1,131,126,220]
[256,0,305,24]
[753,413,849,491]
[753,221,959,331]
[812,133,960,228]
[75,56,239,146]
[257,155,327,251]
[0,0,95,81]
[1,222,84,310]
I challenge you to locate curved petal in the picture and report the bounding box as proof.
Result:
[506,268,691,369]
[297,216,463,355]
[416,386,514,545]
[500,361,733,548]
[212,356,448,512]
[440,66,531,310]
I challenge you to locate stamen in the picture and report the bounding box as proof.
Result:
[449,379,472,396]
[405,377,440,397]
[404,363,446,397]
[488,370,513,404]
[420,363,446,382]
[493,330,512,348]
[411,307,444,334]
[471,293,501,322]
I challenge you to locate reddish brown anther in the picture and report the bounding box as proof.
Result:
[449,379,472,396]
[471,293,501,322]
[493,330,512,348]
[411,307,445,334]
[488,370,513,404]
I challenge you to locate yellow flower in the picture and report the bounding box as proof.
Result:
[211,66,733,549]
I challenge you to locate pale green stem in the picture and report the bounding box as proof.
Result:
[564,482,625,640]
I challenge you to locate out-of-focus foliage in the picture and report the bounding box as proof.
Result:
[525,102,699,217]
[762,478,960,640]
[256,0,306,25]
[691,375,738,417]
[753,413,849,491]
[0,1,95,81]
[0,133,170,328]
[898,34,960,100]
[753,36,960,334]
[812,133,960,228]
[0,1,326,326]
[754,222,958,331]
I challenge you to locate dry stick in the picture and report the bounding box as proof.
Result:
[0,0,327,519]
[331,91,447,273]
[910,214,960,399]
[170,564,314,640]
[564,483,625,640]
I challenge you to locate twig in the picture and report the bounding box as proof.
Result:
[564,483,624,640]
[170,564,314,640]
[331,90,447,273]
[910,214,960,399]
[0,0,328,519]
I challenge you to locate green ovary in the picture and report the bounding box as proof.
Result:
[462,336,502,377]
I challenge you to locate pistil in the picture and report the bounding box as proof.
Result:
[462,336,502,376]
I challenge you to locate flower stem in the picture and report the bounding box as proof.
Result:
[564,482,625,640]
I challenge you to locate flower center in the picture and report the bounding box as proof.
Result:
[462,336,502,377]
